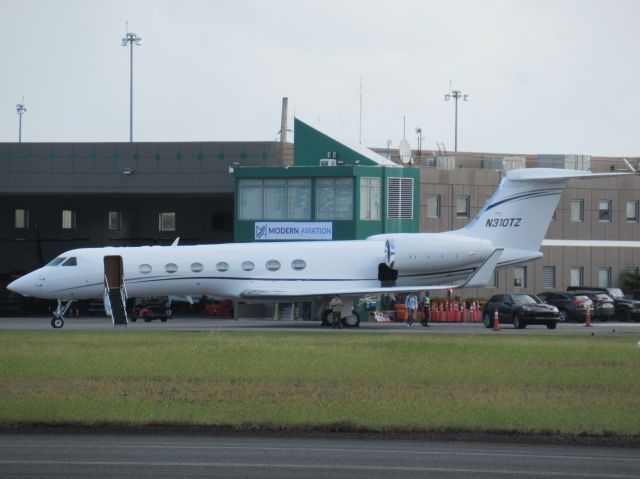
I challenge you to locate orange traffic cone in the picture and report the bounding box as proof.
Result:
[493,308,501,331]
[585,306,592,327]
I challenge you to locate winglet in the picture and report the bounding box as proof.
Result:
[459,248,503,288]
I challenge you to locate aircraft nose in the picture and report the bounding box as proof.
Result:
[7,274,37,297]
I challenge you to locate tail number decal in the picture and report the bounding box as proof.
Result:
[485,218,521,228]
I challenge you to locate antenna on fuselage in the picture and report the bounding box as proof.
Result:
[171,237,180,246]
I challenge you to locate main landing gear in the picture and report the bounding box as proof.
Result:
[51,300,74,329]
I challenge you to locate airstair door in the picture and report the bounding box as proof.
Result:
[103,255,128,327]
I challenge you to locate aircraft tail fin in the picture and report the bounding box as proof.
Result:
[458,168,631,262]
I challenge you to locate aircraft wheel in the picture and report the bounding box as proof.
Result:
[342,310,360,328]
[51,317,64,329]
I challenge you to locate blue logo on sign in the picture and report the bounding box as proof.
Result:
[255,224,267,239]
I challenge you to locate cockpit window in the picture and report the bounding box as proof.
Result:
[61,257,77,266]
[47,257,66,266]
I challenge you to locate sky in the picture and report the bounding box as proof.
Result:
[1,0,639,157]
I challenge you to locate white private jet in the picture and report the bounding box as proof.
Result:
[7,168,628,328]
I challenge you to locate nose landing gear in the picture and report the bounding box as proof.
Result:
[51,300,74,329]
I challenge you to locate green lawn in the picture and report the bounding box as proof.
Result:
[0,330,639,435]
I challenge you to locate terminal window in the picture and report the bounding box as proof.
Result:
[570,199,584,222]
[513,266,527,288]
[316,178,353,220]
[238,178,312,220]
[108,211,121,231]
[626,200,639,223]
[62,210,76,230]
[598,200,612,223]
[159,212,176,231]
[14,209,28,229]
[570,266,584,287]
[360,177,381,220]
[426,195,440,219]
[456,196,470,219]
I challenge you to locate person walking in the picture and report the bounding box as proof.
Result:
[329,295,343,329]
[421,291,431,327]
[405,292,418,328]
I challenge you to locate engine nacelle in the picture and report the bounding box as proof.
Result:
[384,234,493,272]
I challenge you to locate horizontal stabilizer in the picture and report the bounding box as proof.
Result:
[458,248,503,288]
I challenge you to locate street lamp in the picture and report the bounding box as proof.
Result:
[16,100,26,143]
[122,24,142,142]
[444,89,469,152]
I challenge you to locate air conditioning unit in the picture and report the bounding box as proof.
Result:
[319,159,337,166]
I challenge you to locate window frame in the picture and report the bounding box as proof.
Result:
[426,194,441,219]
[570,199,584,222]
[513,266,527,288]
[626,200,639,223]
[62,209,76,230]
[456,196,470,219]
[359,177,382,221]
[159,212,176,232]
[598,199,612,223]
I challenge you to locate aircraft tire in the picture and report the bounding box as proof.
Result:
[51,317,64,329]
[342,310,360,328]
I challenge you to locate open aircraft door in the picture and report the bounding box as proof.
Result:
[103,255,128,327]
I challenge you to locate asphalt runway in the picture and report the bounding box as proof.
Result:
[1,433,639,479]
[1,315,640,335]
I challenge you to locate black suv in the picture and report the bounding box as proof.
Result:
[536,291,592,322]
[567,287,640,322]
[568,290,615,322]
[483,293,559,329]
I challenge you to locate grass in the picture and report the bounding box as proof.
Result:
[0,330,639,435]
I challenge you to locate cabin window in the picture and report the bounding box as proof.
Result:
[159,212,176,231]
[241,261,255,271]
[190,262,204,273]
[360,177,381,220]
[108,211,121,231]
[291,259,306,271]
[216,261,229,272]
[266,259,281,271]
[164,263,178,273]
[62,209,76,229]
[316,177,353,220]
[14,209,29,229]
[47,257,66,266]
[61,257,77,266]
[138,264,152,274]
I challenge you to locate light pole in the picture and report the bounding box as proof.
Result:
[444,89,469,152]
[122,24,142,142]
[415,127,423,159]
[16,100,26,143]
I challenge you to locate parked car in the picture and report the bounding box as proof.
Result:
[130,297,172,322]
[568,290,615,322]
[483,293,559,329]
[567,287,640,322]
[536,291,593,322]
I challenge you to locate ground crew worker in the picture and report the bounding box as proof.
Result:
[329,295,343,329]
[421,291,431,327]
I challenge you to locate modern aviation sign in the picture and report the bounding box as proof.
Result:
[254,222,333,241]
